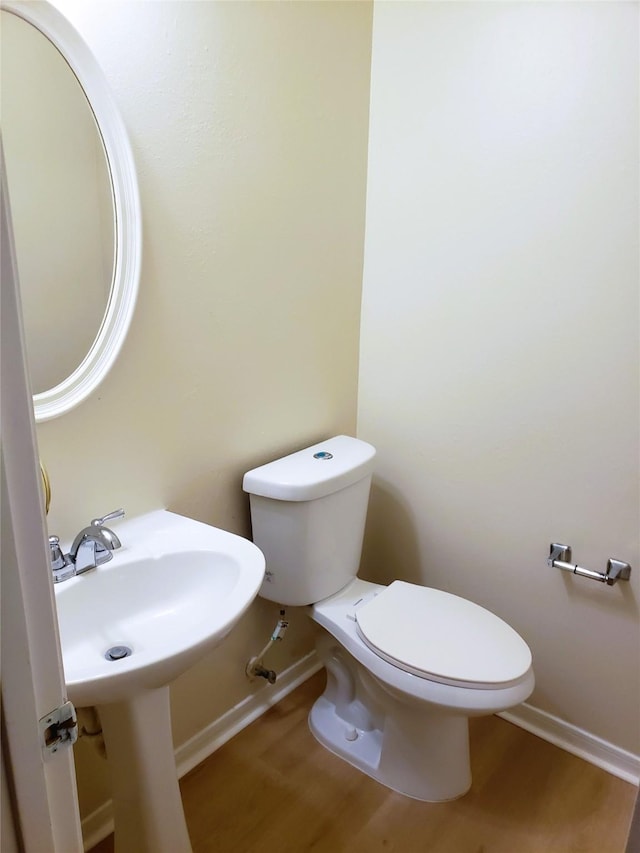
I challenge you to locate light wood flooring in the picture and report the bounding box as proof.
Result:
[90,670,637,853]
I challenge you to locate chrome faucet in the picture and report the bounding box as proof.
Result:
[50,509,125,583]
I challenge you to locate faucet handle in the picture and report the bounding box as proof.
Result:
[49,535,75,582]
[91,508,125,527]
[49,535,65,569]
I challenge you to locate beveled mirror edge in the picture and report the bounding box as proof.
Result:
[2,0,142,422]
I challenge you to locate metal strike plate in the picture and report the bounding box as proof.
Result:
[39,701,78,756]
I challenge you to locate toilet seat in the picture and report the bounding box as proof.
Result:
[355,580,532,690]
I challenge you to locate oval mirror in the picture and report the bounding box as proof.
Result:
[1,1,141,422]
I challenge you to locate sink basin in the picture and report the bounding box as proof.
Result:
[53,509,266,852]
[54,509,265,706]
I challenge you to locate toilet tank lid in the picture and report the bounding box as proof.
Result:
[242,435,376,501]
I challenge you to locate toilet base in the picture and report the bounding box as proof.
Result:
[309,653,472,802]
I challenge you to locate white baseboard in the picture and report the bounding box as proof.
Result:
[499,704,640,786]
[80,652,322,851]
[81,800,112,852]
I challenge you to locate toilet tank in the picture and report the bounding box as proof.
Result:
[242,435,376,606]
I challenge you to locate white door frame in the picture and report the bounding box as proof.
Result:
[1,143,83,851]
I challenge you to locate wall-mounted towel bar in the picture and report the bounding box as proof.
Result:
[548,544,632,586]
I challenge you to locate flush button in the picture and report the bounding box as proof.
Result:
[313,451,333,460]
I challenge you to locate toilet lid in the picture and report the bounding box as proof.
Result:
[355,581,532,688]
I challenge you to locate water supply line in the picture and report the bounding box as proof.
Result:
[245,609,288,684]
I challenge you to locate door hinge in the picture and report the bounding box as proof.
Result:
[39,701,78,756]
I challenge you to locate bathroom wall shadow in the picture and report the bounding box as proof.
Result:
[360,477,423,586]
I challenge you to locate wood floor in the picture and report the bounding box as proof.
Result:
[90,670,637,853]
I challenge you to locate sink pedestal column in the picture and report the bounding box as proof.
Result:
[98,686,192,853]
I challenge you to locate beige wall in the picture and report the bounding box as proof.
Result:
[37,0,372,819]
[359,2,639,754]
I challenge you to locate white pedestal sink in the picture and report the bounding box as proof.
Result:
[54,509,265,853]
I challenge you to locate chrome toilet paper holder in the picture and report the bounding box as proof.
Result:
[547,544,632,586]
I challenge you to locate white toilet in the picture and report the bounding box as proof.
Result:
[243,435,534,802]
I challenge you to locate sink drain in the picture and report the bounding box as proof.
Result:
[105,645,132,661]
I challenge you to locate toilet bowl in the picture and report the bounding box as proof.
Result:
[243,435,534,801]
[309,577,533,800]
